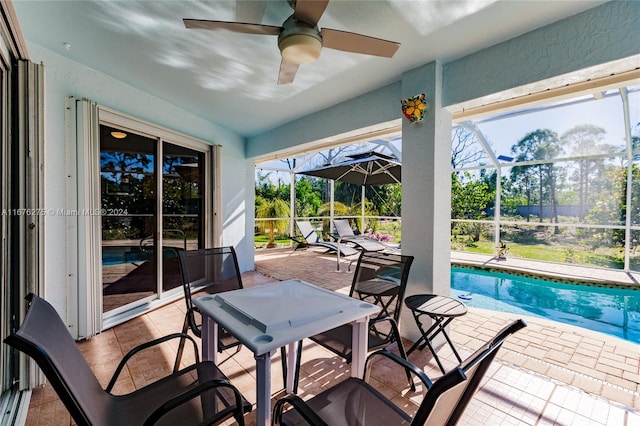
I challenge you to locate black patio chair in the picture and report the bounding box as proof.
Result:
[289,251,414,392]
[273,319,527,426]
[4,294,252,425]
[174,247,244,372]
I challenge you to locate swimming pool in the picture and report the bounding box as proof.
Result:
[102,246,153,266]
[102,246,180,266]
[450,266,640,344]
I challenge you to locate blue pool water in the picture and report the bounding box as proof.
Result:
[102,246,180,266]
[450,267,640,344]
[102,246,153,266]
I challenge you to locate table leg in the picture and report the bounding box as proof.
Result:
[285,341,299,393]
[201,316,218,364]
[437,318,463,364]
[406,335,427,355]
[255,351,273,426]
[407,313,447,373]
[351,317,368,379]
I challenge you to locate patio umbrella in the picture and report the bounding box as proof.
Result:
[298,150,401,271]
[174,163,200,183]
[299,151,400,185]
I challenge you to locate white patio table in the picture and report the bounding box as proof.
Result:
[193,279,381,426]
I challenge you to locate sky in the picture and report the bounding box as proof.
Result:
[473,86,639,160]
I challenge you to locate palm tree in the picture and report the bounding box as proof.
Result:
[255,196,290,248]
[317,200,379,235]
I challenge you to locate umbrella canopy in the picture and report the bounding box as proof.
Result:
[174,163,200,183]
[299,151,401,185]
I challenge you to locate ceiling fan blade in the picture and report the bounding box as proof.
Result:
[277,60,299,85]
[321,28,400,58]
[293,0,329,27]
[183,19,281,36]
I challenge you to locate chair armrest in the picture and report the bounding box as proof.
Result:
[366,317,416,392]
[364,349,434,390]
[272,394,329,426]
[289,235,306,245]
[370,238,400,251]
[106,333,200,393]
[187,306,202,337]
[143,378,246,426]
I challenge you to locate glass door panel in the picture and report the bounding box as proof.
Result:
[100,125,157,313]
[162,142,204,292]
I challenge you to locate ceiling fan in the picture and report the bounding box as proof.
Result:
[184,0,400,85]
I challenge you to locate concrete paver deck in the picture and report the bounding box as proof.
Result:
[23,247,640,425]
[255,248,640,420]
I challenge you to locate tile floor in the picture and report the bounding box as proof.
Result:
[23,249,640,425]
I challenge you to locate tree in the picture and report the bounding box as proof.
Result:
[451,126,488,169]
[317,200,378,234]
[451,172,492,241]
[255,196,290,248]
[294,177,323,217]
[510,129,563,227]
[561,124,614,220]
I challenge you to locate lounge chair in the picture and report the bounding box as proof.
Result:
[333,219,394,252]
[273,319,527,426]
[291,220,358,257]
[288,251,415,393]
[4,294,252,425]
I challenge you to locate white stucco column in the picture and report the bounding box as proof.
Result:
[400,62,452,342]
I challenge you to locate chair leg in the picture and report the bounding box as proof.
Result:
[281,341,303,394]
[293,341,302,393]
[389,319,415,392]
[173,315,190,373]
[280,346,287,390]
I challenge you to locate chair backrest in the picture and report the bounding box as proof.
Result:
[178,247,243,311]
[413,319,527,426]
[333,219,356,238]
[296,221,320,244]
[350,251,414,322]
[4,294,110,425]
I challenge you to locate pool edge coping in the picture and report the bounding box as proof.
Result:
[451,260,640,290]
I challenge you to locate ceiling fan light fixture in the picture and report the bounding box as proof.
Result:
[278,33,322,64]
[111,131,127,139]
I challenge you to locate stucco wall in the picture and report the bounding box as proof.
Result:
[246,81,402,159]
[25,44,253,316]
[443,0,640,107]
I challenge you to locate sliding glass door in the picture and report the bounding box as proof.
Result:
[100,126,157,313]
[100,125,205,316]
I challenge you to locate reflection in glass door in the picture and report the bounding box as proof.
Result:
[100,125,206,315]
[162,142,204,292]
[100,126,157,313]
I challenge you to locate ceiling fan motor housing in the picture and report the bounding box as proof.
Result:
[278,16,323,64]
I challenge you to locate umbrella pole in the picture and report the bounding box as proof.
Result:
[361,186,365,232]
[331,180,342,272]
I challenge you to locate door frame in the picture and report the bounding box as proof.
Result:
[67,103,220,337]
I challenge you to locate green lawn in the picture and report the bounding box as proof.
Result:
[255,230,629,271]
[254,234,291,248]
[455,239,625,269]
